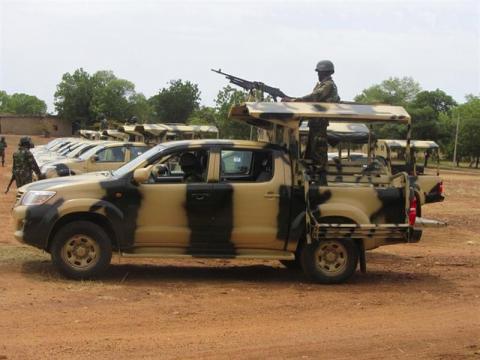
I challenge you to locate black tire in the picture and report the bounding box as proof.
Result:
[411,229,423,242]
[300,238,358,284]
[51,221,112,280]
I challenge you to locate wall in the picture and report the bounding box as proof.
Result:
[0,115,72,137]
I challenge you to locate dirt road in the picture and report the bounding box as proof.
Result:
[0,135,479,359]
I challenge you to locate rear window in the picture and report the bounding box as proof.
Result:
[220,150,273,182]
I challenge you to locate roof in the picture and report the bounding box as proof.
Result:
[134,123,219,136]
[300,121,371,145]
[159,138,282,150]
[101,129,130,140]
[380,139,439,149]
[229,102,411,128]
[118,125,144,137]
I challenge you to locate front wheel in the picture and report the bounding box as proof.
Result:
[300,239,358,284]
[51,221,112,280]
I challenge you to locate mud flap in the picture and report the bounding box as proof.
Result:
[414,217,447,229]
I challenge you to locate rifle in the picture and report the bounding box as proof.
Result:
[5,175,14,194]
[211,68,289,102]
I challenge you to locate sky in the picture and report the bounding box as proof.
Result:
[0,0,479,113]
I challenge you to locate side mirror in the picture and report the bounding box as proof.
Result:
[133,166,152,184]
[90,155,99,162]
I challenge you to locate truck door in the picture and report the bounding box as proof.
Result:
[133,147,215,250]
[88,144,129,172]
[211,148,287,252]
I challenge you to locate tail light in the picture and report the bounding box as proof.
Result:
[409,196,417,226]
[439,181,444,195]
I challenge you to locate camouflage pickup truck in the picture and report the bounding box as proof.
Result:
[12,102,444,283]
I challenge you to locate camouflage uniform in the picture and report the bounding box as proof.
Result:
[299,76,340,184]
[12,146,41,187]
[0,138,7,167]
[296,76,340,103]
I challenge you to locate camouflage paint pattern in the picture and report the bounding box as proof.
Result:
[13,138,412,259]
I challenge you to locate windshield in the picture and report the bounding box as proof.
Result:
[67,143,95,158]
[44,139,63,150]
[113,144,164,177]
[78,144,108,160]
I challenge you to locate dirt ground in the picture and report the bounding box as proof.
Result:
[0,134,479,359]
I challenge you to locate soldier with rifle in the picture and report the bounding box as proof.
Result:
[283,60,340,185]
[212,61,340,185]
[5,137,42,193]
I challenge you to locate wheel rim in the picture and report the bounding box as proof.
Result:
[314,241,348,276]
[60,234,100,271]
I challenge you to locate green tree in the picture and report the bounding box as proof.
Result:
[54,68,95,125]
[0,90,46,115]
[55,68,146,127]
[127,93,154,123]
[5,93,47,115]
[449,96,480,167]
[213,86,250,139]
[408,89,457,141]
[354,77,421,106]
[187,106,217,126]
[0,90,9,111]
[149,80,201,123]
[90,70,135,121]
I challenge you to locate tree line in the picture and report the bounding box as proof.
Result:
[0,90,47,115]
[1,69,479,166]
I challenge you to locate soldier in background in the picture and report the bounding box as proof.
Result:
[126,115,138,125]
[284,60,340,184]
[12,137,42,187]
[0,136,7,167]
[99,114,108,130]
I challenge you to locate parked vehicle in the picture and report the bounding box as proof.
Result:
[13,102,445,283]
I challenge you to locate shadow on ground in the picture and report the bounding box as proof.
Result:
[18,256,453,292]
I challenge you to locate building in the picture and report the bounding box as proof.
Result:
[0,115,72,137]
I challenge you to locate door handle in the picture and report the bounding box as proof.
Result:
[264,192,280,199]
[192,193,210,201]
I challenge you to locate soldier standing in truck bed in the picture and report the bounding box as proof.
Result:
[284,60,340,184]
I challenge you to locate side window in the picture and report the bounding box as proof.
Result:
[96,146,126,162]
[147,149,209,184]
[220,150,273,183]
[130,146,147,160]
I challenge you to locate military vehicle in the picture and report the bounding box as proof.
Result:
[12,102,445,283]
[39,142,149,178]
[79,130,102,140]
[374,139,444,208]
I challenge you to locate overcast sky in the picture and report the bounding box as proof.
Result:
[0,0,479,113]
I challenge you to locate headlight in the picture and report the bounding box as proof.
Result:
[21,191,56,206]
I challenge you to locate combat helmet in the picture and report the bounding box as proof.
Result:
[19,136,31,148]
[315,60,334,73]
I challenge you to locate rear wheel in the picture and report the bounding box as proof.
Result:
[51,221,112,279]
[300,238,358,284]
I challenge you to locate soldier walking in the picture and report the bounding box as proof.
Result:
[11,137,42,188]
[284,60,340,184]
[0,136,7,167]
